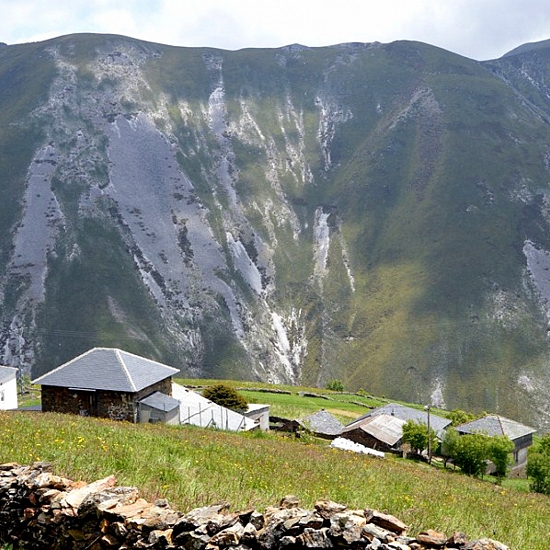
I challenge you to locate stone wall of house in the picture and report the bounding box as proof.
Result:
[341,429,396,454]
[0,462,508,550]
[41,378,173,422]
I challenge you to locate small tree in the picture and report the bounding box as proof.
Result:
[441,427,461,467]
[402,420,437,456]
[447,409,475,427]
[527,434,550,494]
[325,379,344,392]
[488,435,514,481]
[451,433,490,477]
[202,384,249,413]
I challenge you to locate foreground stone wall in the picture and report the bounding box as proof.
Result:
[0,462,508,549]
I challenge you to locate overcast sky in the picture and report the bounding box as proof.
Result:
[1,0,550,61]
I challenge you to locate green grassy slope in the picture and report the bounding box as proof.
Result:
[0,408,548,547]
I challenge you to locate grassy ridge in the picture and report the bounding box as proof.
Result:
[4,381,550,547]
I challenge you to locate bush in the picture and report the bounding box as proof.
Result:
[402,419,437,456]
[527,434,550,494]
[488,435,514,481]
[451,433,490,477]
[446,409,476,427]
[325,379,344,392]
[202,384,249,413]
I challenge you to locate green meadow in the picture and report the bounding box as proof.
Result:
[1,382,549,547]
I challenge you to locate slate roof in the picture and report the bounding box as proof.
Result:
[32,348,179,393]
[455,415,536,440]
[139,391,180,413]
[342,413,406,447]
[0,366,17,385]
[298,409,344,436]
[344,403,451,437]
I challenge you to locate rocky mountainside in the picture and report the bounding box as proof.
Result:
[3,33,550,426]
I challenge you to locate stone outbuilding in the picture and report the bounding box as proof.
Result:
[340,403,451,453]
[298,409,344,439]
[32,348,179,422]
[455,414,536,469]
[341,413,406,452]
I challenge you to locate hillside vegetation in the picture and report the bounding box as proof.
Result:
[2,383,549,547]
[6,35,550,427]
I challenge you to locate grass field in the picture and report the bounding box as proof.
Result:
[2,381,549,547]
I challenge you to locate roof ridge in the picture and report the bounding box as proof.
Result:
[116,349,137,393]
[117,348,179,373]
[496,414,505,436]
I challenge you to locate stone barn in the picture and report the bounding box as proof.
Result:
[340,413,406,453]
[455,414,536,469]
[32,348,179,422]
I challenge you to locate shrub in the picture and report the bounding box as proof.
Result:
[487,435,514,481]
[441,427,461,466]
[447,409,476,426]
[325,379,344,392]
[202,384,249,413]
[402,419,438,456]
[449,432,490,477]
[527,434,550,494]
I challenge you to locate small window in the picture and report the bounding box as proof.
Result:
[0,391,4,402]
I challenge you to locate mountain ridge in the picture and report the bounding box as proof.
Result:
[3,33,550,427]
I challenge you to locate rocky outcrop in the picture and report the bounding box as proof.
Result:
[0,462,508,549]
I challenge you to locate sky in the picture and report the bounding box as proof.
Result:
[1,0,550,61]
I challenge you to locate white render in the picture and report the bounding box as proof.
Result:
[330,437,385,458]
[0,366,18,410]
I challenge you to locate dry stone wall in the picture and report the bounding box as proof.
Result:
[0,462,508,549]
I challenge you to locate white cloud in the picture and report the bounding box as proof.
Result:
[1,0,550,60]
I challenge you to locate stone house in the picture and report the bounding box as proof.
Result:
[340,413,406,452]
[32,348,179,422]
[297,409,344,439]
[455,414,536,469]
[340,403,452,453]
[276,409,344,439]
[0,366,18,410]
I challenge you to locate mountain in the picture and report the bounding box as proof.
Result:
[3,33,550,426]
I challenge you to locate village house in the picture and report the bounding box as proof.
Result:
[32,348,179,422]
[32,347,267,431]
[278,409,344,439]
[455,414,536,469]
[340,403,452,453]
[341,413,407,453]
[0,366,18,410]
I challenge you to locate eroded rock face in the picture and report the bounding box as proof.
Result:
[0,462,509,549]
[5,34,550,424]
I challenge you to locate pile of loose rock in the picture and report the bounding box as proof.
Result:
[0,462,508,549]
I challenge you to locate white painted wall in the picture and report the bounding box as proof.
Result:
[0,367,18,410]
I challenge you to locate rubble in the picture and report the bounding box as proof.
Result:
[0,462,509,549]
